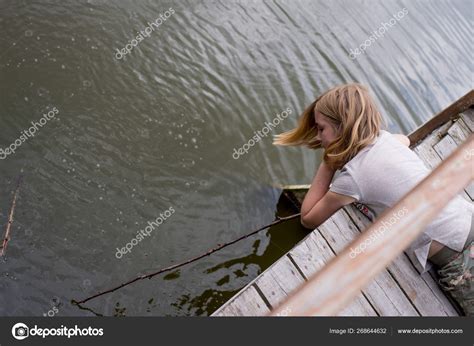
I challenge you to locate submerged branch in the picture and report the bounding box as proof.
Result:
[73,212,301,306]
[1,175,23,257]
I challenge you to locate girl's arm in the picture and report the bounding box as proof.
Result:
[393,134,410,147]
[301,161,336,216]
[301,161,356,228]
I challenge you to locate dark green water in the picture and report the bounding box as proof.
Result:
[0,0,472,316]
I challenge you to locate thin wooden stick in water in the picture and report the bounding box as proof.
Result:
[1,175,23,257]
[73,212,301,305]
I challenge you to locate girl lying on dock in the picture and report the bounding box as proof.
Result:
[273,83,473,316]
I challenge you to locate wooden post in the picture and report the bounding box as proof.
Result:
[269,135,474,316]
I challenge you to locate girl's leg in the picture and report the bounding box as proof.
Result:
[437,242,474,316]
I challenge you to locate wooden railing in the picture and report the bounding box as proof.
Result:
[269,135,474,316]
[408,90,473,147]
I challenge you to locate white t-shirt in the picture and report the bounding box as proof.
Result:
[329,129,473,273]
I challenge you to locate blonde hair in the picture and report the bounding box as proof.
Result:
[273,83,384,170]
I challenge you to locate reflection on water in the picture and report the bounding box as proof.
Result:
[0,0,472,315]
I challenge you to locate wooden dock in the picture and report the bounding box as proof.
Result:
[212,96,473,316]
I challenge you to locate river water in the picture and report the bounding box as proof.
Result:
[0,0,472,316]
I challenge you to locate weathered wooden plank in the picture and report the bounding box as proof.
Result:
[417,120,453,145]
[289,231,377,316]
[343,205,459,316]
[445,120,473,201]
[434,134,474,200]
[411,120,450,169]
[412,119,453,169]
[212,284,270,316]
[253,255,305,308]
[410,120,453,148]
[413,140,442,170]
[448,119,471,145]
[434,133,466,157]
[459,109,474,132]
[408,91,474,146]
[414,136,471,202]
[316,210,419,316]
